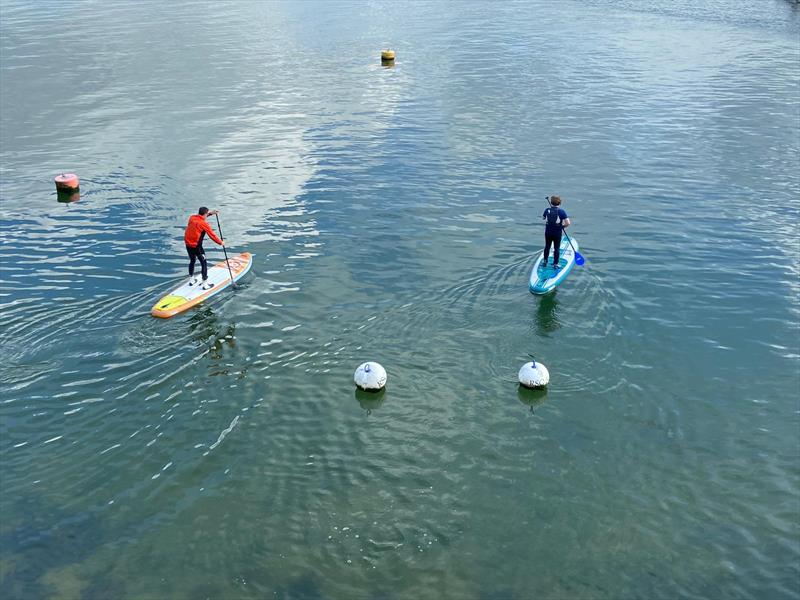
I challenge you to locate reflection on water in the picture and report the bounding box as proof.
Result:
[534,292,560,336]
[354,387,386,414]
[55,188,79,203]
[186,307,238,375]
[517,385,548,413]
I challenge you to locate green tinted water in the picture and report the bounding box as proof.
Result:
[1,1,798,598]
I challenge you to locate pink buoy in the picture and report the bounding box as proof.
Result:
[54,173,79,190]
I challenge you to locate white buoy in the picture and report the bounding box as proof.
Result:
[518,360,549,389]
[354,361,387,391]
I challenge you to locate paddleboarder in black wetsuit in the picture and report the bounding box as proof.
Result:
[184,207,224,290]
[542,195,571,268]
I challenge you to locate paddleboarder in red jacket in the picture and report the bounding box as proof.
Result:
[185,207,224,290]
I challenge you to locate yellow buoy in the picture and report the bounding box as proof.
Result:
[381,49,395,63]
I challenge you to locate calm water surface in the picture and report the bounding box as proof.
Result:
[1,1,799,598]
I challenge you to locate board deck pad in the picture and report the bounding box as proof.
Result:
[151,252,252,318]
[529,237,578,295]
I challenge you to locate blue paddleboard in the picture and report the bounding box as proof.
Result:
[529,236,579,295]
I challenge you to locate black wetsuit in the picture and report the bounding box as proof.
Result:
[542,206,568,266]
[187,232,207,280]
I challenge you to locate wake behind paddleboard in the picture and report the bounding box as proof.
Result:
[529,237,578,295]
[151,252,252,318]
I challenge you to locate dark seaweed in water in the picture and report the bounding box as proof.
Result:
[0,493,107,599]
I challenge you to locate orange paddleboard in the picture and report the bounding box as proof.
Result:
[151,252,252,318]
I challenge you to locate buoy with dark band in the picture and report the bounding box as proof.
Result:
[55,173,79,190]
[381,49,395,64]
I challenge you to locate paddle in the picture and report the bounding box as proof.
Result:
[214,212,236,288]
[544,197,585,266]
[563,229,584,266]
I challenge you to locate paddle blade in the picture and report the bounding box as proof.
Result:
[575,252,585,265]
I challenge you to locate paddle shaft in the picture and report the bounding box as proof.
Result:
[561,227,579,259]
[214,213,236,288]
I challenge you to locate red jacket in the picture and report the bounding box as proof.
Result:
[184,214,222,247]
